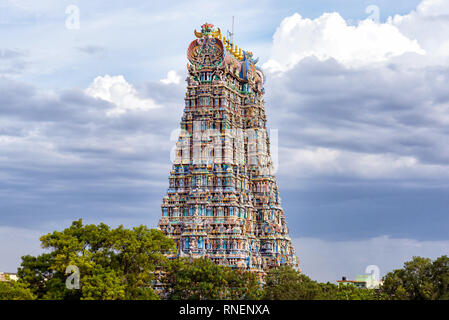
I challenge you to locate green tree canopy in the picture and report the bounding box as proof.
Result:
[17,219,176,300]
[382,255,449,300]
[164,257,262,300]
[0,277,36,300]
[12,219,448,301]
[263,265,385,300]
[263,265,324,300]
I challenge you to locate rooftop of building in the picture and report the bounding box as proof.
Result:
[0,272,18,281]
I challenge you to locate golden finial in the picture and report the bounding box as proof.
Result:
[212,27,221,38]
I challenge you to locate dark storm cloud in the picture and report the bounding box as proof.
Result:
[0,79,110,122]
[0,78,183,232]
[282,182,449,241]
[266,55,449,166]
[140,79,186,104]
[263,55,449,241]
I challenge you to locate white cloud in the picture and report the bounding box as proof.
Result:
[263,1,449,183]
[417,0,449,15]
[85,74,161,116]
[388,0,449,60]
[293,236,449,283]
[263,12,424,72]
[160,70,181,85]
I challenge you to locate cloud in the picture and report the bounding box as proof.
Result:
[0,48,27,75]
[0,75,183,236]
[0,49,26,60]
[160,70,181,85]
[389,0,449,59]
[85,75,161,116]
[280,147,444,180]
[263,12,424,72]
[267,57,449,185]
[293,236,449,283]
[77,45,107,57]
[261,0,449,243]
[0,0,282,90]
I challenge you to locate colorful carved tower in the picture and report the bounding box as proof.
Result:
[158,23,299,273]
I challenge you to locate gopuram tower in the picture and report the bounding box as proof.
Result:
[158,23,299,273]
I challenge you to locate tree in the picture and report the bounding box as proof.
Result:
[0,277,36,300]
[332,284,386,300]
[18,219,176,300]
[18,253,58,299]
[381,255,449,300]
[164,257,262,300]
[431,255,449,300]
[262,266,386,300]
[226,267,262,300]
[263,266,323,300]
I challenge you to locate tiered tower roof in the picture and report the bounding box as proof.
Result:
[158,23,299,274]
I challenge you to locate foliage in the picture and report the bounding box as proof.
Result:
[17,219,176,300]
[263,265,320,300]
[226,267,262,300]
[332,284,387,300]
[0,277,36,300]
[164,257,262,300]
[263,265,386,300]
[431,255,449,300]
[13,220,449,301]
[382,255,449,300]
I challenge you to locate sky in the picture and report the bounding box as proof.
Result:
[1,0,449,283]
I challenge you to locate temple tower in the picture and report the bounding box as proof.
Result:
[158,23,299,273]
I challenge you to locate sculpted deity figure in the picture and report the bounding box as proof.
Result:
[212,67,224,84]
[190,237,197,249]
